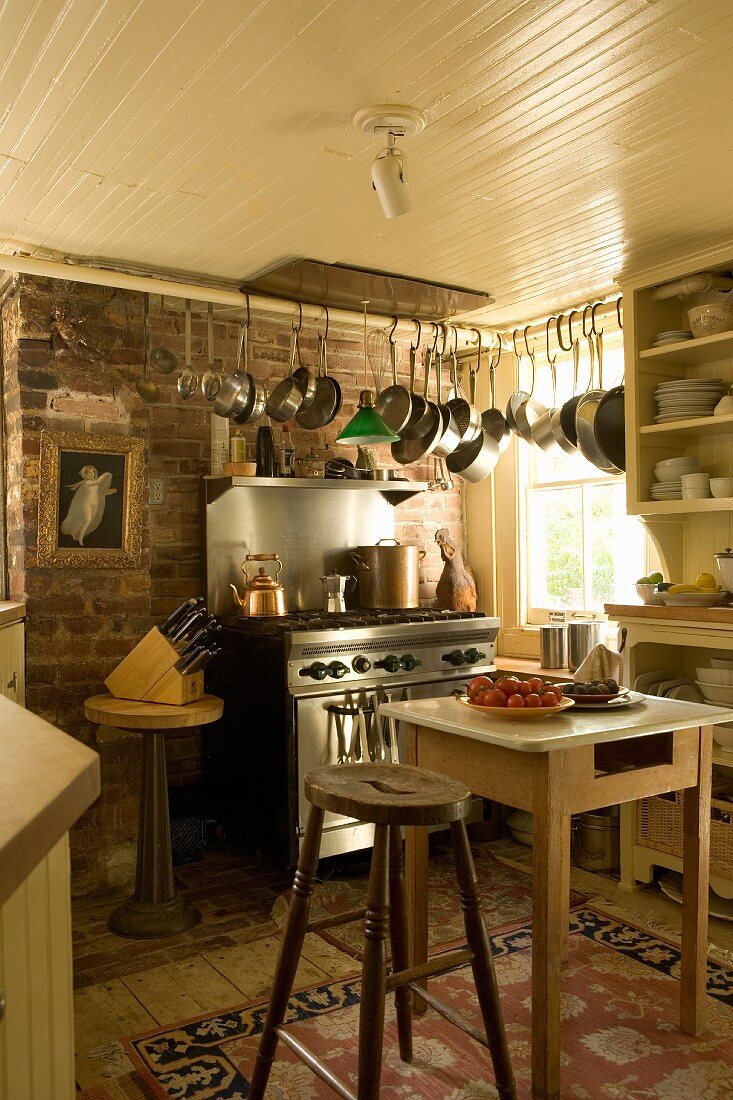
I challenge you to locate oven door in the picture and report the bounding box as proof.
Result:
[294,677,466,857]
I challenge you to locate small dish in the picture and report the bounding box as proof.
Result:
[564,690,645,710]
[558,685,629,704]
[660,592,725,607]
[456,696,575,720]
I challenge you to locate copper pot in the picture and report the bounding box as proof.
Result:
[350,538,426,608]
[230,553,287,616]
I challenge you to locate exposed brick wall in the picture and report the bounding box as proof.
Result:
[2,273,466,895]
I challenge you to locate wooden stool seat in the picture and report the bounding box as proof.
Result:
[249,762,516,1100]
[305,763,471,826]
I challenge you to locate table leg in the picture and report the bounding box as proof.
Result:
[531,754,566,1100]
[403,722,429,1013]
[108,728,201,938]
[680,724,713,1035]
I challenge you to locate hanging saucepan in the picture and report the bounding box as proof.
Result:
[556,311,584,448]
[266,323,304,422]
[513,326,548,443]
[505,329,529,436]
[575,305,617,473]
[590,305,625,473]
[433,330,464,458]
[445,327,482,447]
[399,322,431,439]
[214,321,250,418]
[290,304,317,411]
[391,348,444,465]
[446,420,500,482]
[480,338,511,453]
[375,317,414,434]
[296,308,342,429]
[530,319,561,453]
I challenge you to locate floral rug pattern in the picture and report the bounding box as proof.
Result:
[125,909,733,1099]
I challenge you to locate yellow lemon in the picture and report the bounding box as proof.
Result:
[696,572,717,589]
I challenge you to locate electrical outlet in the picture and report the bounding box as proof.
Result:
[149,477,165,505]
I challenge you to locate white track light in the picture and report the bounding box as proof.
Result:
[353,104,427,220]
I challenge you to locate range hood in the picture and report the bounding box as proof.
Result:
[242,259,493,322]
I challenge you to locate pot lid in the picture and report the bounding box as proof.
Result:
[715,547,733,559]
[247,567,284,591]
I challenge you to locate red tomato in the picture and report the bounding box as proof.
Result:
[478,688,507,708]
[525,693,542,708]
[497,677,521,697]
[540,692,558,708]
[527,677,545,693]
[549,683,564,699]
[467,675,492,700]
[506,693,526,708]
[518,680,533,696]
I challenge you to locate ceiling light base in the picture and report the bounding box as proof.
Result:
[353,104,427,139]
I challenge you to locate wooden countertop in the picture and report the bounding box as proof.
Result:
[0,695,99,906]
[494,656,571,680]
[0,600,25,628]
[605,602,733,623]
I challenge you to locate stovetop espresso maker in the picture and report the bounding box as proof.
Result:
[319,571,356,614]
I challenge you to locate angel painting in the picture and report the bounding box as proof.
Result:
[60,464,118,546]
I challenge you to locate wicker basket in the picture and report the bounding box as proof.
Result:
[637,791,733,879]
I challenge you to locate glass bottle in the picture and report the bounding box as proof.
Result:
[230,429,247,464]
[255,422,275,477]
[278,424,296,477]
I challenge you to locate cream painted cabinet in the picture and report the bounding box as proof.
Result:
[0,622,24,706]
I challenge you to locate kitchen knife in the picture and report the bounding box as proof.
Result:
[159,597,202,636]
[170,608,208,645]
[175,646,204,673]
[179,621,220,656]
[185,645,221,674]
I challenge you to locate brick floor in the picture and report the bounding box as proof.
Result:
[72,844,291,989]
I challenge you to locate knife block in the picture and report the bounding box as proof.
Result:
[105,627,204,706]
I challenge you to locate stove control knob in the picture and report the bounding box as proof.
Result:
[464,648,486,664]
[442,649,466,667]
[400,653,422,672]
[300,662,328,680]
[352,656,372,674]
[376,654,401,674]
[327,661,349,679]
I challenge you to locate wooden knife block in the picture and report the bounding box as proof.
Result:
[105,627,204,706]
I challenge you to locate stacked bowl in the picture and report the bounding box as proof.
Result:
[651,456,700,501]
[695,659,733,751]
[654,377,726,423]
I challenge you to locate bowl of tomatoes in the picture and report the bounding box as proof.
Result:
[456,675,575,720]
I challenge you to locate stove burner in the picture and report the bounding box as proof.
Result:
[223,608,486,635]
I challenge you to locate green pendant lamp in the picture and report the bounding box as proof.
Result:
[336,301,400,445]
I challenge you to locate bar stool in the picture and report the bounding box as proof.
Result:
[249,763,516,1100]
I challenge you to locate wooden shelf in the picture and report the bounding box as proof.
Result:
[638,328,733,366]
[629,497,733,515]
[639,413,733,438]
[605,603,733,623]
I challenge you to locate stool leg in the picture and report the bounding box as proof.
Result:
[358,822,390,1100]
[249,804,324,1100]
[450,819,516,1100]
[388,824,413,1063]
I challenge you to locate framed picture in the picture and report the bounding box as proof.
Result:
[37,431,145,568]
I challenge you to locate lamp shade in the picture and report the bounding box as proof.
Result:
[336,391,400,445]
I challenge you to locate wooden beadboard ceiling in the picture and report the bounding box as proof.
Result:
[2,0,733,325]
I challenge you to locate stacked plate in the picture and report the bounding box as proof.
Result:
[654,377,726,422]
[650,455,699,499]
[650,481,682,500]
[651,329,693,347]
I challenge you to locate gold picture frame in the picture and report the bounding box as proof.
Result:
[37,431,145,568]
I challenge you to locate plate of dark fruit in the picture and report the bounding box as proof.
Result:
[559,678,631,705]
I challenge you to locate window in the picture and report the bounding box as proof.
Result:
[517,329,656,624]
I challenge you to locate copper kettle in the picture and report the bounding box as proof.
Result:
[230,553,287,616]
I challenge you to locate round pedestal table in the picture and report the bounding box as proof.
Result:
[84,693,224,939]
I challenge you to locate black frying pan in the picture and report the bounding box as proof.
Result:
[593,385,625,473]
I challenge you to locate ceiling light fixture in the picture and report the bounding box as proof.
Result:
[336,300,400,446]
[353,104,427,219]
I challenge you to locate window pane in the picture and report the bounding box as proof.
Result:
[587,483,644,609]
[527,487,584,610]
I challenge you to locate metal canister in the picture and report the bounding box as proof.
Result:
[539,625,568,669]
[567,620,604,673]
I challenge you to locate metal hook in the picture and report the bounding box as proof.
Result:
[322,305,329,343]
[486,334,502,372]
[556,313,572,352]
[438,322,450,358]
[591,300,604,337]
[616,296,623,330]
[523,324,535,363]
[388,315,398,345]
[243,292,250,329]
[410,318,422,351]
[512,329,523,361]
[293,301,302,333]
[473,328,484,372]
[545,317,557,368]
[582,304,593,338]
[430,322,440,354]
[567,309,580,348]
[452,325,459,357]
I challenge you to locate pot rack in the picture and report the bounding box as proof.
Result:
[1,252,623,361]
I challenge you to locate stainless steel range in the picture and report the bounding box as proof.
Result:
[205,609,499,864]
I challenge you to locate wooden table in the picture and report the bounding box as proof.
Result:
[379,693,733,1100]
[84,694,223,938]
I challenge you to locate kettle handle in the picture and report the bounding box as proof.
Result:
[347,574,357,593]
[242,553,283,582]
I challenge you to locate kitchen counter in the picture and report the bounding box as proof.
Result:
[605,602,733,623]
[0,600,25,629]
[494,655,571,680]
[0,694,99,905]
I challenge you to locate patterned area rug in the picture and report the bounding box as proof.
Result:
[290,842,587,959]
[118,909,733,1099]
